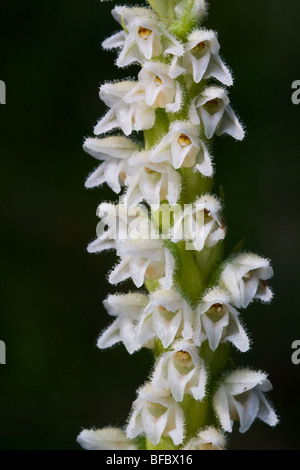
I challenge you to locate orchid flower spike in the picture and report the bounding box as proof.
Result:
[80,0,277,452]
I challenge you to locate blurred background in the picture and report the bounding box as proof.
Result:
[0,0,299,450]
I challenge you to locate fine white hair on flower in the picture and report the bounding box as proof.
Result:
[189,86,245,140]
[135,289,194,349]
[151,339,207,402]
[213,369,278,433]
[194,287,250,352]
[87,203,150,254]
[97,292,149,354]
[171,194,226,251]
[102,6,184,67]
[182,426,226,450]
[125,62,183,113]
[83,136,140,192]
[150,121,213,176]
[125,150,182,207]
[169,29,233,87]
[94,81,156,136]
[77,427,137,450]
[126,384,185,446]
[109,241,175,289]
[219,253,274,309]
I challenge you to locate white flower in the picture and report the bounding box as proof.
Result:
[194,288,250,352]
[220,253,274,309]
[151,340,207,402]
[190,86,245,140]
[213,369,278,433]
[126,384,185,446]
[83,136,140,192]
[183,426,226,450]
[97,293,148,354]
[170,29,232,86]
[172,195,225,251]
[125,150,182,207]
[150,121,213,176]
[103,6,183,67]
[109,240,175,289]
[77,427,137,450]
[87,203,150,254]
[136,289,193,349]
[94,81,156,136]
[126,62,183,113]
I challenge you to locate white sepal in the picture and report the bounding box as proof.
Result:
[126,384,185,446]
[136,290,193,349]
[213,369,278,433]
[102,31,126,51]
[84,136,139,192]
[220,253,274,309]
[183,426,226,450]
[151,340,207,402]
[97,293,148,354]
[194,288,250,352]
[77,427,137,450]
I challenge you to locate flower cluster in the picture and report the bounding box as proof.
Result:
[78,0,278,451]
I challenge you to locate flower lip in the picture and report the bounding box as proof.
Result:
[191,41,207,58]
[204,98,221,115]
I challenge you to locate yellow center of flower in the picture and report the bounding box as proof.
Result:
[178,133,192,147]
[155,76,163,86]
[203,208,211,218]
[211,303,223,312]
[119,171,127,183]
[243,271,251,280]
[173,350,194,375]
[196,41,206,50]
[206,303,225,323]
[158,305,167,311]
[144,166,156,174]
[138,26,152,39]
[192,41,207,58]
[204,98,220,115]
[174,350,191,361]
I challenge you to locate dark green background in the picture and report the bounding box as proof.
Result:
[0,0,299,450]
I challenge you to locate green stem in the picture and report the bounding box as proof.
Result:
[180,168,214,204]
[144,109,170,150]
[146,436,179,450]
[181,395,212,441]
[174,241,204,306]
